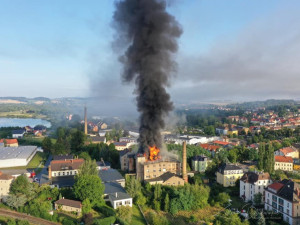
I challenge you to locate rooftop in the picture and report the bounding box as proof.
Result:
[240,171,270,184]
[279,147,297,155]
[99,169,124,183]
[55,198,82,208]
[109,192,132,202]
[218,163,243,174]
[50,159,84,171]
[53,154,74,161]
[0,139,18,145]
[0,146,37,160]
[145,171,183,183]
[275,155,293,163]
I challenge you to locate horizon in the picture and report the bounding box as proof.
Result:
[1,0,300,106]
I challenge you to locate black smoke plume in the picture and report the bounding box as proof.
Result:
[113,0,182,157]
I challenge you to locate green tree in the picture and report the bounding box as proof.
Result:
[78,151,91,161]
[9,175,34,200]
[136,192,146,206]
[42,137,52,155]
[125,175,141,200]
[258,143,265,171]
[164,193,170,212]
[214,210,249,225]
[78,159,98,176]
[74,175,104,206]
[82,198,92,215]
[264,143,274,174]
[215,192,230,206]
[71,130,86,152]
[116,206,132,223]
[253,193,262,206]
[6,194,27,209]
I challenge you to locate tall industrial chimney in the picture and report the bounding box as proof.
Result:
[182,141,188,183]
[84,106,87,135]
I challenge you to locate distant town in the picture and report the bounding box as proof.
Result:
[0,99,298,224]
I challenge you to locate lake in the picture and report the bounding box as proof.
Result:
[0,118,51,128]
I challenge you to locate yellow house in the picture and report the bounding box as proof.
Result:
[274,156,293,171]
[227,129,238,136]
[216,164,244,187]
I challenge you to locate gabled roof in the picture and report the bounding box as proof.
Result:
[279,147,297,156]
[50,158,84,171]
[55,198,82,208]
[240,171,270,184]
[53,154,74,161]
[0,139,18,145]
[275,155,293,163]
[12,129,25,134]
[109,192,132,202]
[145,172,184,183]
[218,163,242,174]
[192,155,210,161]
[90,136,106,142]
[119,149,130,157]
[267,179,300,202]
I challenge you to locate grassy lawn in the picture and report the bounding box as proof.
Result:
[229,195,250,210]
[132,205,147,225]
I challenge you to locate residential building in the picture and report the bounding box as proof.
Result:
[0,139,18,147]
[192,155,211,172]
[216,127,228,135]
[227,128,238,136]
[0,172,14,201]
[48,158,84,178]
[90,136,106,144]
[97,122,108,130]
[96,161,111,170]
[216,164,244,187]
[12,129,25,138]
[119,149,130,171]
[54,198,82,215]
[264,180,300,225]
[114,142,130,151]
[275,147,299,159]
[108,192,132,209]
[145,172,185,186]
[240,171,272,202]
[275,156,293,171]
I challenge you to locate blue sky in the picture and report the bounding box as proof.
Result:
[0,0,299,104]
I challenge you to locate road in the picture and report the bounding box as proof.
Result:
[37,154,52,185]
[0,208,60,225]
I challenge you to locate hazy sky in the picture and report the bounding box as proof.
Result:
[1,0,300,106]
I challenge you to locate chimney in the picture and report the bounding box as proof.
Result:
[84,106,88,135]
[182,141,188,183]
[115,192,118,198]
[48,165,52,179]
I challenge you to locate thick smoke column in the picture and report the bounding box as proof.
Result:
[113,0,182,156]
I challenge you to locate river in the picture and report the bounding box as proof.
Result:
[0,118,51,128]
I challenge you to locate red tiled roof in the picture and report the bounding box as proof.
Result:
[268,182,284,191]
[280,147,296,156]
[213,140,230,146]
[0,139,18,144]
[275,156,293,163]
[200,144,220,151]
[0,171,13,180]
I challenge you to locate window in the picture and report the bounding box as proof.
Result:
[287,209,290,215]
[272,202,277,209]
[272,195,277,202]
[278,205,283,212]
[278,198,284,205]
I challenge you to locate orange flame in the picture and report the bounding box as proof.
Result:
[149,145,160,161]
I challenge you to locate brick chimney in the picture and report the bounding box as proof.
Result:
[84,106,87,135]
[48,165,52,179]
[182,141,188,183]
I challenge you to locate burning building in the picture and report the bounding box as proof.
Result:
[134,141,187,186]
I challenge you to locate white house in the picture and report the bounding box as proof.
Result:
[240,171,272,202]
[12,129,25,138]
[264,179,300,225]
[108,192,132,209]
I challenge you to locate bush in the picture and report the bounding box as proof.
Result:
[93,216,116,225]
[96,205,115,217]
